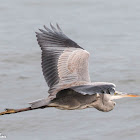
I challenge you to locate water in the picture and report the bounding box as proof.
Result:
[0,0,140,139]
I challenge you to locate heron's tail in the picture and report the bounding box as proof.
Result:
[29,98,51,109]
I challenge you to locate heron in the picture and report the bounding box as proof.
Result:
[0,23,140,115]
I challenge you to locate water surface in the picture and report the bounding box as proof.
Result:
[0,0,140,140]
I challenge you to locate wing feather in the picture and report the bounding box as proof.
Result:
[36,24,91,94]
[71,82,116,95]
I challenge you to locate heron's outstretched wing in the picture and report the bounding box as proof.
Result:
[71,82,116,95]
[36,24,91,94]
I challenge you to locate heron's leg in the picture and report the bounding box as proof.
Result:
[0,107,33,116]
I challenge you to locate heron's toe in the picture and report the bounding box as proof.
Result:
[5,108,16,113]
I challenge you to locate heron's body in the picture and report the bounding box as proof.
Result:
[0,24,139,116]
[48,89,115,112]
[48,89,95,110]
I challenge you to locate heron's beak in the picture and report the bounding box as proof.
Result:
[119,94,140,97]
[111,91,140,100]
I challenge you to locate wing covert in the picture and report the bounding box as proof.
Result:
[71,82,116,95]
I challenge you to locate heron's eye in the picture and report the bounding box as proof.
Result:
[109,88,115,95]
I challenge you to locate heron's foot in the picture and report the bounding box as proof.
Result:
[5,108,17,113]
[0,108,17,115]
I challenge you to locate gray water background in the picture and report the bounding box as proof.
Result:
[0,0,140,139]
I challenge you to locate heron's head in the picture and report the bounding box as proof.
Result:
[110,91,140,100]
[95,94,116,112]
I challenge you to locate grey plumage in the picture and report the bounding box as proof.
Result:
[36,24,83,89]
[36,24,90,95]
[29,24,117,112]
[29,23,138,112]
[71,83,115,95]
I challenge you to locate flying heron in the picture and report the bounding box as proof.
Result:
[0,23,140,115]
